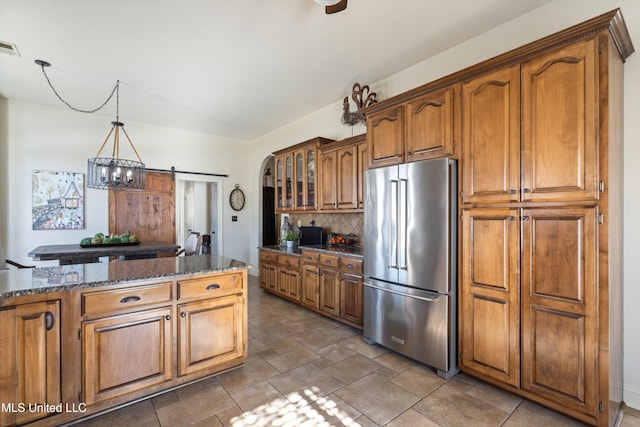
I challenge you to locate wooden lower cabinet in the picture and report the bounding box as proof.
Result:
[319,266,340,316]
[461,208,520,386]
[520,207,598,417]
[178,294,245,376]
[301,264,320,310]
[340,273,363,327]
[461,206,599,421]
[82,307,173,405]
[259,262,277,292]
[0,300,61,427]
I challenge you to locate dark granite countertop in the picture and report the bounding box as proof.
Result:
[260,244,364,258]
[0,254,251,304]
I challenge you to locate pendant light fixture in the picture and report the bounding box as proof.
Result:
[35,60,145,190]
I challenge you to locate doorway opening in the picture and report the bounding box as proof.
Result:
[260,156,276,246]
[176,174,223,256]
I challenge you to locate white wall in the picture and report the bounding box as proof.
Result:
[245,0,640,410]
[4,100,253,265]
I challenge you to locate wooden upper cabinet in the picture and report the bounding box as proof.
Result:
[357,141,368,209]
[522,39,598,202]
[336,145,358,210]
[462,65,521,204]
[274,152,294,212]
[318,134,366,212]
[319,149,337,210]
[292,148,318,211]
[367,105,405,168]
[367,85,457,169]
[406,85,457,162]
[274,137,332,213]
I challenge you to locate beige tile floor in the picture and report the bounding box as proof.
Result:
[73,275,640,427]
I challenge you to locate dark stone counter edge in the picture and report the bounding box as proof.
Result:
[0,264,253,305]
[260,245,364,257]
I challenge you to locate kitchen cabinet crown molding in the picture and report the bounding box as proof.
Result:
[362,8,633,117]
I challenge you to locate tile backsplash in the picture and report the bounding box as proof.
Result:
[288,212,364,245]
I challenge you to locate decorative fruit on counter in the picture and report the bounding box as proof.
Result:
[81,232,139,245]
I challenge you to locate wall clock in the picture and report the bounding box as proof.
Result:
[229,184,245,211]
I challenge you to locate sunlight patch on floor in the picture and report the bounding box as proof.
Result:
[230,386,360,426]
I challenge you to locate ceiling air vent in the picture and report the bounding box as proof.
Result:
[0,41,20,57]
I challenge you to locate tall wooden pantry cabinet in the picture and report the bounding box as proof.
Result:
[363,9,633,427]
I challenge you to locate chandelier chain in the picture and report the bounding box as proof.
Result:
[38,62,119,114]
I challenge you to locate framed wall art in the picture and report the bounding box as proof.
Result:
[32,170,85,230]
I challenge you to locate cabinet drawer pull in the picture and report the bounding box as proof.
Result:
[325,260,332,264]
[120,296,141,304]
[45,311,55,331]
[346,263,354,268]
[205,284,221,290]
[523,188,531,193]
[508,189,517,194]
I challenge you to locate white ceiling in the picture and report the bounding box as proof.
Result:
[0,0,553,140]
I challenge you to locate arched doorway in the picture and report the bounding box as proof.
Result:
[260,156,276,246]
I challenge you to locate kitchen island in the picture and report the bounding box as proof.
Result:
[0,255,250,427]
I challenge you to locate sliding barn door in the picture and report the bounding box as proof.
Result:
[109,171,176,243]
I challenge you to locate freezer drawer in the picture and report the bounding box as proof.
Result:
[363,280,457,377]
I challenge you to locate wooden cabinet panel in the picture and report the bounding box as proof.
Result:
[319,150,337,210]
[406,86,456,162]
[319,267,340,316]
[357,142,368,209]
[340,273,363,326]
[461,208,520,386]
[462,65,521,204]
[0,300,60,426]
[178,273,242,300]
[301,264,320,310]
[259,262,277,292]
[82,282,172,315]
[521,207,597,415]
[336,145,358,210]
[522,40,598,202]
[82,307,173,404]
[178,294,245,376]
[367,106,404,168]
[319,254,340,269]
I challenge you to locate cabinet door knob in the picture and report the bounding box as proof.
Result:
[180,312,186,318]
[166,315,172,321]
[45,311,55,331]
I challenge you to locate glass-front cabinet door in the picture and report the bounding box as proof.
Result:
[307,149,315,209]
[276,156,283,210]
[285,155,292,209]
[295,152,304,209]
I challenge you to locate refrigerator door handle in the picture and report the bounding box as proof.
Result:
[364,281,441,303]
[399,178,408,271]
[389,179,398,270]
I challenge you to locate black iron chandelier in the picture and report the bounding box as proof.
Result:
[35,60,145,190]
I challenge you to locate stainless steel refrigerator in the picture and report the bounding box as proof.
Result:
[363,158,457,378]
